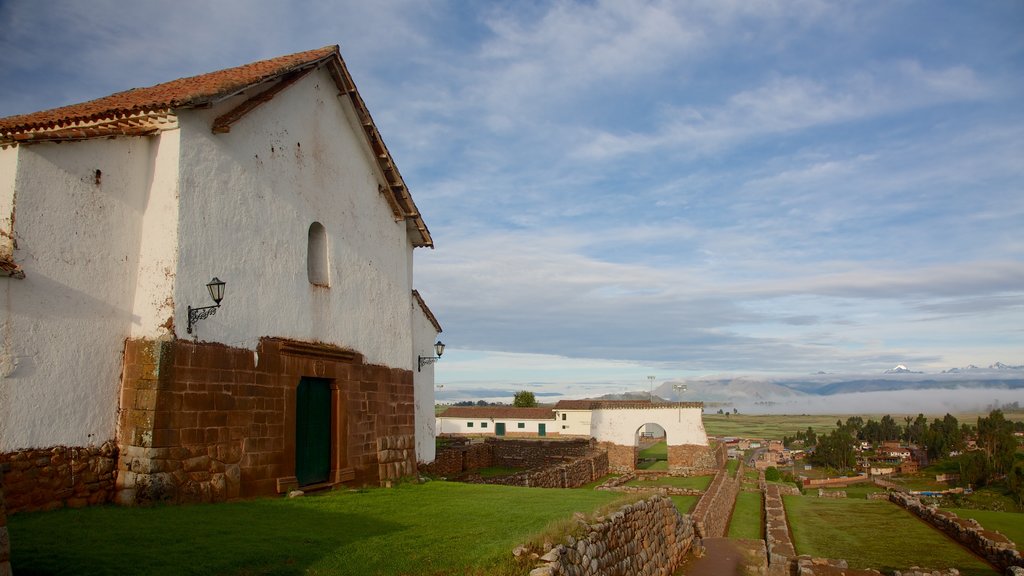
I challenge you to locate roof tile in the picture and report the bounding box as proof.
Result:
[0,46,337,134]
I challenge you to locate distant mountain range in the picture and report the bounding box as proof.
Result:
[642,362,1024,408]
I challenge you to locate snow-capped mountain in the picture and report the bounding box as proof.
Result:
[884,364,921,374]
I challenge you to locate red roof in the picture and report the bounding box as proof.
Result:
[554,399,703,410]
[0,46,337,134]
[0,46,433,248]
[438,407,555,420]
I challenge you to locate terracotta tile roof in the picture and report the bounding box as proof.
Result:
[438,406,555,420]
[412,290,442,333]
[0,46,337,134]
[554,399,703,410]
[0,45,433,248]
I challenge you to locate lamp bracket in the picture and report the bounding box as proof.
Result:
[187,304,220,335]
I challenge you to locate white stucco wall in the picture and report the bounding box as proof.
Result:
[172,68,416,369]
[412,299,439,463]
[0,146,17,258]
[554,409,592,436]
[0,137,159,451]
[590,407,708,446]
[436,416,554,436]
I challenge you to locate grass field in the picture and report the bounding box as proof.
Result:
[728,491,763,539]
[670,494,700,514]
[946,508,1024,548]
[9,481,626,576]
[625,475,713,491]
[637,440,668,470]
[701,412,1024,440]
[726,459,739,477]
[784,495,998,576]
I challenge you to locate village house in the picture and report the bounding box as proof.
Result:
[436,406,555,437]
[0,46,441,510]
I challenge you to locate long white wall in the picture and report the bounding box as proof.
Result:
[436,417,553,436]
[590,407,708,446]
[412,299,439,462]
[0,136,163,451]
[554,409,593,436]
[173,67,416,369]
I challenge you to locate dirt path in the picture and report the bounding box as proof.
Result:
[674,538,768,576]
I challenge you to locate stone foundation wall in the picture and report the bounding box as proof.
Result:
[477,451,608,489]
[0,442,118,513]
[668,442,724,473]
[376,435,417,485]
[117,337,414,505]
[0,469,10,576]
[889,492,1023,572]
[602,442,636,473]
[526,495,694,576]
[764,484,796,566]
[691,463,741,538]
[419,442,493,477]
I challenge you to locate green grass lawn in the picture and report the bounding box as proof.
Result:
[726,459,739,478]
[818,484,883,499]
[946,509,1024,548]
[9,481,626,576]
[625,475,713,491]
[784,495,998,576]
[727,491,763,539]
[637,440,668,470]
[670,495,700,514]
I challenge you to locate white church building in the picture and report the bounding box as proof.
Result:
[0,46,441,509]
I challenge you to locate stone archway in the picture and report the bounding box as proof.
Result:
[590,403,714,473]
[635,423,668,470]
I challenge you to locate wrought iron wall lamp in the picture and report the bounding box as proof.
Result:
[418,340,445,372]
[187,277,226,334]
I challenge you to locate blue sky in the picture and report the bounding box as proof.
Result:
[2,1,1022,402]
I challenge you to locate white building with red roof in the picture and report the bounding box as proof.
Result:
[0,46,441,508]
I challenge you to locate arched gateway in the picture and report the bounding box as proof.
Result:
[555,401,714,472]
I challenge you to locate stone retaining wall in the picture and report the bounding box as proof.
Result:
[489,438,594,469]
[0,442,117,513]
[477,451,608,489]
[764,484,796,566]
[691,463,741,538]
[423,438,597,478]
[0,469,10,576]
[817,489,846,499]
[889,492,1023,572]
[526,495,694,576]
[802,475,870,488]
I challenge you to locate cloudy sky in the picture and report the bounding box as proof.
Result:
[2,1,1022,401]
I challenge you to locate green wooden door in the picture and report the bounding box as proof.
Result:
[539,423,546,437]
[296,377,331,486]
[495,422,506,436]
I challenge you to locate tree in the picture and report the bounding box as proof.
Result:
[513,391,537,408]
[764,466,781,482]
[959,450,991,487]
[977,410,1016,476]
[1007,462,1024,508]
